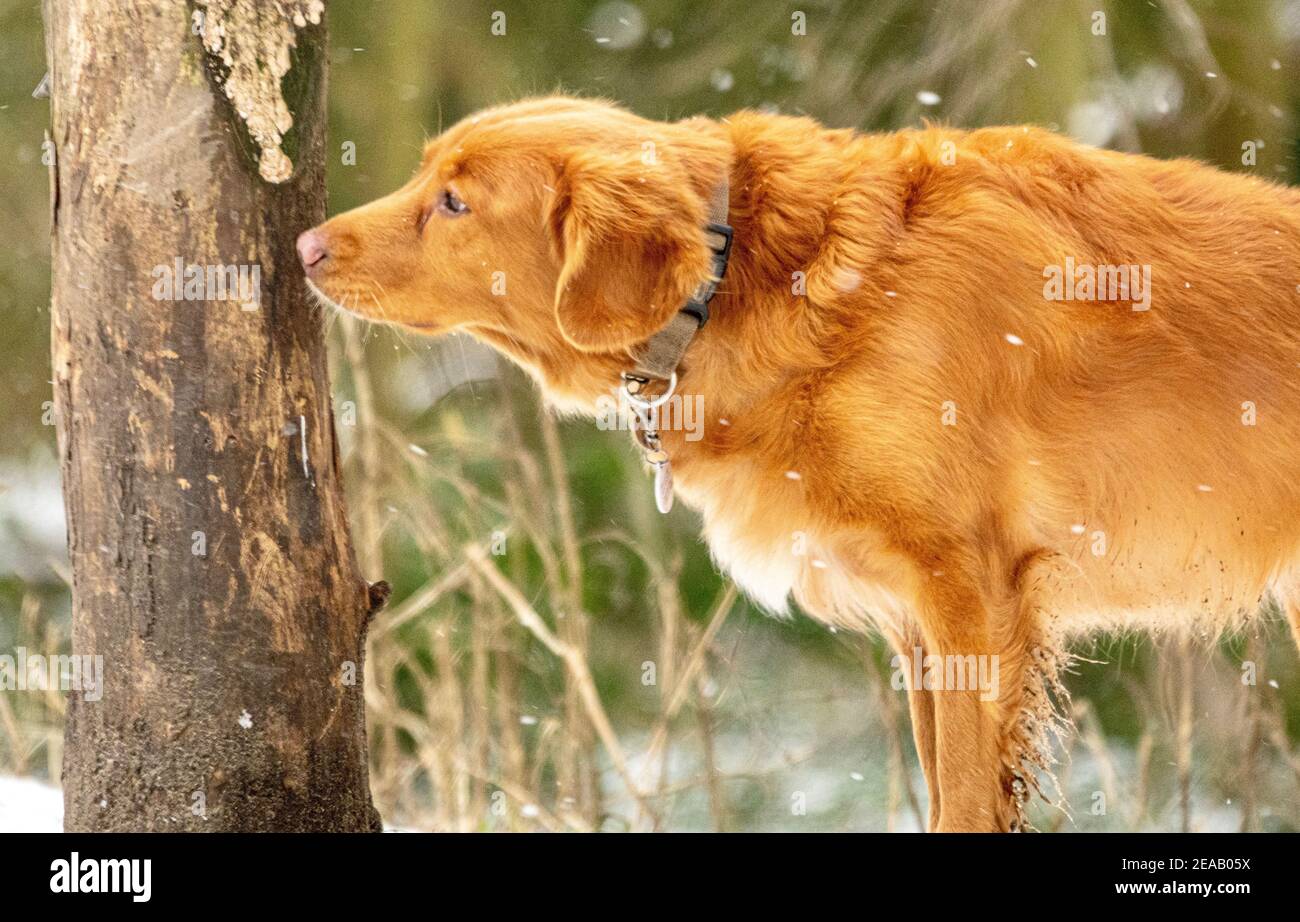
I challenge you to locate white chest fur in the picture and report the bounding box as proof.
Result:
[674,458,912,634]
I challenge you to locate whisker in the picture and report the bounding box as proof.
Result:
[363,284,423,363]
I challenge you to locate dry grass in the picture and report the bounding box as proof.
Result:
[340,320,754,831]
[0,592,68,782]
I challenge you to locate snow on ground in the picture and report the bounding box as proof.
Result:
[0,775,419,831]
[0,775,63,832]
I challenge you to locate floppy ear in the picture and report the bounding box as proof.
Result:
[548,142,722,353]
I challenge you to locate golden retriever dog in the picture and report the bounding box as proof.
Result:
[298,96,1300,831]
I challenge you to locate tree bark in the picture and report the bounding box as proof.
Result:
[45,0,382,831]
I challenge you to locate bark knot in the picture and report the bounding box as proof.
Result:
[366,580,392,614]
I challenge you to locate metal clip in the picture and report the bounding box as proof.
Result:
[628,403,675,514]
[622,371,678,412]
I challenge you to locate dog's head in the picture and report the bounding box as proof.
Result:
[299,96,731,406]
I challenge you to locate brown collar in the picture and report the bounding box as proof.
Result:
[620,180,732,513]
[622,179,732,388]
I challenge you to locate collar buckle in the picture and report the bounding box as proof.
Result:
[681,220,733,327]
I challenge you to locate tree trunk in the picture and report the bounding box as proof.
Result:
[44,0,382,831]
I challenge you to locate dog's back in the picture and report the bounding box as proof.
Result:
[765,119,1300,637]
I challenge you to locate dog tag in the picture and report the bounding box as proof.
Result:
[653,460,674,514]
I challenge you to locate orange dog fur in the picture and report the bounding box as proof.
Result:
[301,96,1300,831]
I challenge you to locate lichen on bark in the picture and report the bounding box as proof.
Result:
[194,0,324,183]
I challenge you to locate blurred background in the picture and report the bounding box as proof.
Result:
[2,0,1300,831]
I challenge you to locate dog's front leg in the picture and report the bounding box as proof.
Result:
[931,687,1008,831]
[1286,595,1300,656]
[907,676,942,831]
[916,575,1032,832]
[884,626,941,830]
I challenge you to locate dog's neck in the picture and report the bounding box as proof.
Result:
[656,120,853,450]
[515,114,860,442]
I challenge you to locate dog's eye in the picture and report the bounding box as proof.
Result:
[436,189,470,217]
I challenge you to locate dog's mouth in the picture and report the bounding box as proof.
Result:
[305,277,377,322]
[305,277,382,322]
[304,277,347,313]
[305,278,443,334]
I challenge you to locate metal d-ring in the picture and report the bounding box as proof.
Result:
[623,372,678,412]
